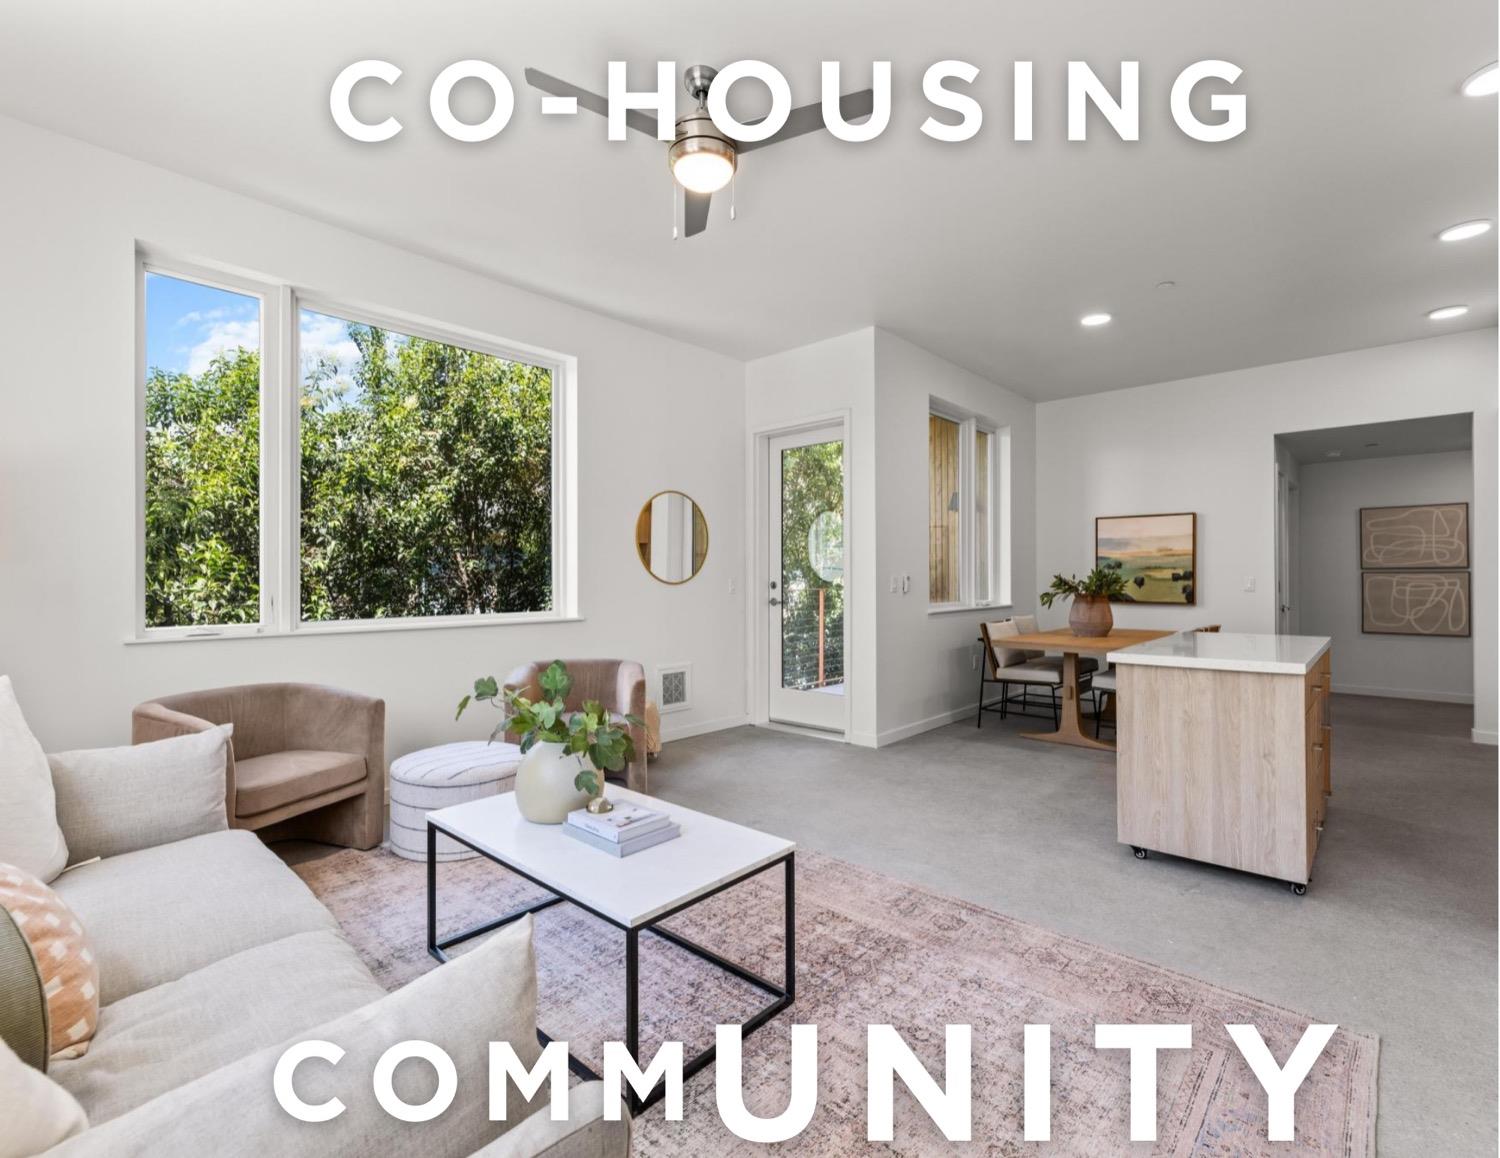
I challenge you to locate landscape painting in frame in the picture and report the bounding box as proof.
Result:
[1096,513,1197,604]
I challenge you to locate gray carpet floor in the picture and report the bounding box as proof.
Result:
[644,694,1496,1157]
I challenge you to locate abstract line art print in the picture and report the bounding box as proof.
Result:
[1359,503,1469,569]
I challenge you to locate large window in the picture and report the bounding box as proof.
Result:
[928,405,1005,609]
[139,259,567,638]
[143,272,264,629]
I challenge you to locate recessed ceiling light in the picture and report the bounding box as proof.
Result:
[1325,450,1342,458]
[1155,280,1176,290]
[1462,62,1499,96]
[1080,313,1112,327]
[1364,442,1380,448]
[1438,220,1492,242]
[1427,305,1469,321]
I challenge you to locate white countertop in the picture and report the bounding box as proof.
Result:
[1107,632,1331,675]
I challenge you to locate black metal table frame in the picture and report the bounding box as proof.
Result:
[426,820,795,1116]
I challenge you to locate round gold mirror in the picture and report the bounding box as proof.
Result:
[635,491,708,584]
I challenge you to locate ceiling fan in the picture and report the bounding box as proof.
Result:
[524,64,875,237]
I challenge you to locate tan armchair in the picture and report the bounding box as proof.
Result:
[503,660,648,793]
[131,683,385,849]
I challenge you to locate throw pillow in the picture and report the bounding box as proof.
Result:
[48,727,232,864]
[0,862,99,1060]
[0,1037,88,1158]
[0,676,69,883]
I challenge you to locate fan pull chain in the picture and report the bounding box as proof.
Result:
[730,173,737,222]
[671,181,678,240]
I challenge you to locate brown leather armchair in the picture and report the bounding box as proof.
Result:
[503,660,648,793]
[131,683,385,849]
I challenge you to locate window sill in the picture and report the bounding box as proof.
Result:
[126,614,586,644]
[928,603,1013,617]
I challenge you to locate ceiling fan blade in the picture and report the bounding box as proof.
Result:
[523,68,663,137]
[683,190,712,237]
[735,89,875,153]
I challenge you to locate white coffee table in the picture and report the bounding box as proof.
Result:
[425,788,796,1115]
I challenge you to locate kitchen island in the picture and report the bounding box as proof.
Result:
[1110,632,1333,892]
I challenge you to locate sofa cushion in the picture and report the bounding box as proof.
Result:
[51,830,337,1006]
[49,728,231,864]
[235,750,366,818]
[48,918,543,1158]
[51,929,385,1125]
[0,675,68,883]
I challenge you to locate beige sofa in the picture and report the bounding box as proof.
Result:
[35,753,630,1156]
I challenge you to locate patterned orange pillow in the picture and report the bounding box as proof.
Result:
[0,862,98,1059]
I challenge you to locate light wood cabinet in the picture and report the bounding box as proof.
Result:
[1116,646,1332,890]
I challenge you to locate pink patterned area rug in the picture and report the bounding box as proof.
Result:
[292,847,1377,1155]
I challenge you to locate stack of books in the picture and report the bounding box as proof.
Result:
[563,803,680,857]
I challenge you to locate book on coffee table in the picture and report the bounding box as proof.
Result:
[564,820,680,857]
[565,803,671,843]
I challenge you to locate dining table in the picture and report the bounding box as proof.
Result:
[1001,628,1176,751]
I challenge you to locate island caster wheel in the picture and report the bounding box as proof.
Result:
[1291,883,1307,896]
[1132,846,1149,860]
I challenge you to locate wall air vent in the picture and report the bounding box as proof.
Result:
[658,663,691,713]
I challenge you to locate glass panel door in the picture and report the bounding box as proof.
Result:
[768,427,845,732]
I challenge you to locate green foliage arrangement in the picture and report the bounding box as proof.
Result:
[143,322,552,629]
[455,661,643,797]
[1037,566,1129,607]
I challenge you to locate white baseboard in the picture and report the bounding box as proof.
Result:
[1333,683,1473,705]
[875,705,974,747]
[1472,729,1498,746]
[659,714,749,744]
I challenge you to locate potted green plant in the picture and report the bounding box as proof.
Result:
[1038,567,1128,637]
[456,661,642,824]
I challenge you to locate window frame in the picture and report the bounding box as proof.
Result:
[927,399,1008,613]
[134,251,574,642]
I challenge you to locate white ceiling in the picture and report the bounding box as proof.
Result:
[1279,412,1474,464]
[0,1,1495,399]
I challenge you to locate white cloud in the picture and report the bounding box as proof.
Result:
[187,319,260,375]
[300,312,362,372]
[176,307,229,328]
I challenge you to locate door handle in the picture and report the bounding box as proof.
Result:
[768,597,782,606]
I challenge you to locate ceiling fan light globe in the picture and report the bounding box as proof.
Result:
[670,150,735,194]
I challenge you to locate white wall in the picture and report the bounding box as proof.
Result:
[1299,451,1475,703]
[744,328,1038,746]
[872,330,1037,744]
[0,115,748,758]
[1035,330,1498,742]
[745,329,878,741]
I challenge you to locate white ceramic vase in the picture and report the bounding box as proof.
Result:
[514,740,592,824]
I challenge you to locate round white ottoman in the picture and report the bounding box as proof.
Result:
[389,740,523,861]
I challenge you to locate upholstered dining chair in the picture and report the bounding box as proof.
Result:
[131,684,385,849]
[503,660,649,792]
[976,620,1098,729]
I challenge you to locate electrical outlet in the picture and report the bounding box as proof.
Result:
[728,578,737,594]
[1243,576,1256,592]
[890,576,900,594]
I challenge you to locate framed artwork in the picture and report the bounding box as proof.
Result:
[1361,571,1470,637]
[1096,513,1197,604]
[1359,502,1468,569]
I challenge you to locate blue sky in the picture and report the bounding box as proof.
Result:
[144,272,259,376]
[144,272,369,382]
